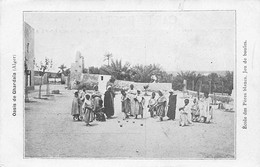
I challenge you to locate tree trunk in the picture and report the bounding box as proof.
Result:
[25,86,29,102]
[39,76,42,98]
[46,82,50,95]
[46,75,50,95]
[213,92,216,104]
[67,74,71,89]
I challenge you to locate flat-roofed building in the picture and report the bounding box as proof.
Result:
[24,22,35,90]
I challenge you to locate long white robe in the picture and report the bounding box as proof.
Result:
[200,97,213,122]
[135,94,145,116]
[179,105,192,126]
[127,89,138,115]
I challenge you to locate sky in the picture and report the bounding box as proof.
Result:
[24,11,235,72]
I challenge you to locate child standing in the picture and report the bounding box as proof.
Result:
[148,92,157,117]
[191,98,200,122]
[179,99,193,127]
[121,90,131,120]
[71,91,80,121]
[95,100,106,122]
[135,89,145,119]
[83,94,94,126]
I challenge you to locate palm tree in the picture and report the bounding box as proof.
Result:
[130,64,162,82]
[222,71,233,95]
[176,71,194,90]
[58,64,67,75]
[100,59,131,80]
[64,68,70,76]
[207,73,220,94]
[175,71,203,91]
[103,53,113,66]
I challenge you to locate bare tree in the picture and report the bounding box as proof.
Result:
[35,58,53,99]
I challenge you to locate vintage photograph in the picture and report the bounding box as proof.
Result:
[24,11,235,159]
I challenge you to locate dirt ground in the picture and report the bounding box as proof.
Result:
[25,85,235,159]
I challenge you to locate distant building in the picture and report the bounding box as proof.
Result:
[70,51,84,82]
[24,22,35,90]
[34,71,62,85]
[69,52,111,93]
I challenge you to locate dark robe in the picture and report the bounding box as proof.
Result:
[167,94,177,120]
[104,90,114,118]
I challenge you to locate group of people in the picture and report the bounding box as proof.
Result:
[71,81,214,127]
[71,85,107,126]
[121,84,177,121]
[121,85,214,126]
[179,92,214,127]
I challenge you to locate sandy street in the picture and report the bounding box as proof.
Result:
[25,85,235,159]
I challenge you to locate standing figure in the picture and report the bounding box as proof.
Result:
[167,89,177,120]
[92,85,102,113]
[148,92,157,117]
[106,77,116,95]
[79,88,87,120]
[127,84,137,116]
[191,98,200,122]
[156,90,167,121]
[71,91,80,121]
[179,99,193,127]
[104,86,115,119]
[121,90,131,120]
[134,89,145,119]
[95,100,106,122]
[199,92,213,123]
[83,94,94,126]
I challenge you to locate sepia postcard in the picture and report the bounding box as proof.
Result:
[1,0,260,167]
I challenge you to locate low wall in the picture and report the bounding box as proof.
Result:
[34,75,48,85]
[187,90,233,103]
[114,80,172,92]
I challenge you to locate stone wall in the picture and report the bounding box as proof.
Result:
[114,80,172,92]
